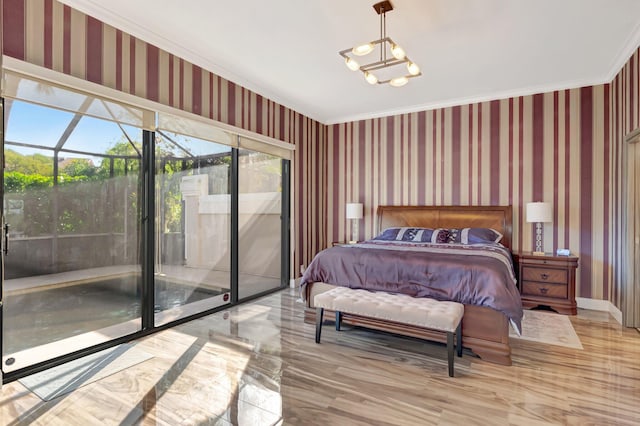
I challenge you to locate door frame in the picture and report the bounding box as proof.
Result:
[623,128,640,327]
[0,97,5,386]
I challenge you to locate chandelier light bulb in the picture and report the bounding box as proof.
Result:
[364,71,378,85]
[391,44,406,60]
[389,76,409,87]
[345,57,360,71]
[407,62,420,76]
[352,43,375,56]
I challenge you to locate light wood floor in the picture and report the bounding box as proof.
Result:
[1,288,638,425]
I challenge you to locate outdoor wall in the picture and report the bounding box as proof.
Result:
[181,181,281,279]
[3,176,139,279]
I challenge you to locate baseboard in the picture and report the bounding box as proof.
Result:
[609,304,623,325]
[289,277,301,288]
[576,297,610,311]
[576,297,623,325]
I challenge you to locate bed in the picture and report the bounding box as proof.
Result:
[301,205,522,366]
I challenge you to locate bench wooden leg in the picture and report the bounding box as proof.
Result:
[447,331,455,377]
[335,311,342,331]
[456,321,463,357]
[315,308,324,343]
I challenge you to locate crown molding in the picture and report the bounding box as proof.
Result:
[603,20,640,82]
[54,1,640,127]
[323,77,605,125]
[56,0,324,123]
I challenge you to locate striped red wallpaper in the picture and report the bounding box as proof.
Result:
[3,0,640,308]
[327,49,640,304]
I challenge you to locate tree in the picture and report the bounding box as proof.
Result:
[4,149,53,175]
[61,158,97,178]
[97,140,142,178]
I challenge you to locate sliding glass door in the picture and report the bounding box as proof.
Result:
[0,69,291,380]
[154,131,232,326]
[237,149,285,300]
[1,82,144,372]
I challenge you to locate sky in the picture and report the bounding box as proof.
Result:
[4,100,231,166]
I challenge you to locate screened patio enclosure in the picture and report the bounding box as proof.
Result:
[1,70,290,379]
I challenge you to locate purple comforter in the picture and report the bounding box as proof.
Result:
[301,240,523,333]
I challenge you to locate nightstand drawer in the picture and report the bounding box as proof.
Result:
[522,281,567,298]
[521,266,567,284]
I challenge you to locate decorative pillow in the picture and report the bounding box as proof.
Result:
[373,227,439,243]
[372,227,403,241]
[467,227,503,244]
[447,228,503,244]
[447,228,461,243]
[432,228,450,243]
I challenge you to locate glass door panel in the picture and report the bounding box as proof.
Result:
[2,99,143,372]
[154,131,231,326]
[238,150,283,299]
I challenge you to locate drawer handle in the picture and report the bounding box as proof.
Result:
[540,273,549,280]
[540,287,549,294]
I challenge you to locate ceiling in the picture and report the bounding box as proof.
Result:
[59,0,640,125]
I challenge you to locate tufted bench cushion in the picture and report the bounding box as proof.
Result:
[314,287,464,332]
[313,287,464,377]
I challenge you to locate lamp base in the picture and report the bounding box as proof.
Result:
[532,251,545,256]
[350,219,359,245]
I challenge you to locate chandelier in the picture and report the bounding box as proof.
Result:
[339,1,421,87]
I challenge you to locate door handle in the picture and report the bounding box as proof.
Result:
[3,223,9,255]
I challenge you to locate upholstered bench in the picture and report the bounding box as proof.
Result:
[314,287,464,377]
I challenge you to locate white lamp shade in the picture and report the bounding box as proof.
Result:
[345,57,359,71]
[346,203,363,220]
[390,44,406,60]
[364,71,378,85]
[526,202,552,223]
[407,62,420,76]
[352,43,374,56]
[389,76,409,87]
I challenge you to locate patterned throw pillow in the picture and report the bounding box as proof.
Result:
[447,228,460,243]
[373,227,438,242]
[432,228,450,243]
[446,228,503,244]
[466,227,503,244]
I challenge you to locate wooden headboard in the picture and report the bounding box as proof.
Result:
[377,205,513,250]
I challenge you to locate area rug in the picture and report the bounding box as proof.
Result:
[19,343,153,401]
[509,310,583,349]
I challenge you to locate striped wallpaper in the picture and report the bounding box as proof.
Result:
[0,0,327,276]
[3,0,640,309]
[328,49,640,305]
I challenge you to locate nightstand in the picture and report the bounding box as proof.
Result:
[512,252,579,315]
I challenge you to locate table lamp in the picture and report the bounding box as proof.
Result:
[526,202,552,255]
